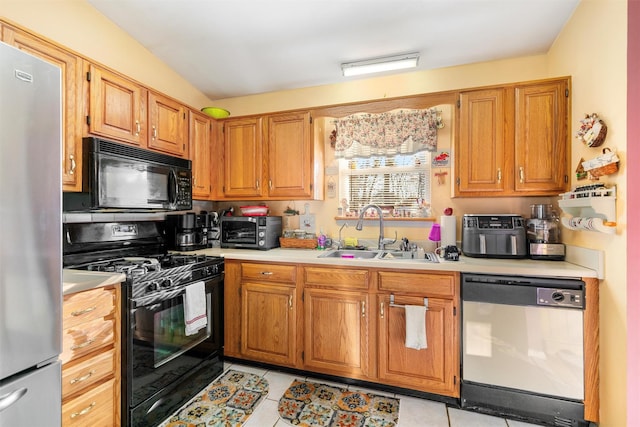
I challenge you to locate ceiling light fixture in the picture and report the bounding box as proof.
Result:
[341,53,420,77]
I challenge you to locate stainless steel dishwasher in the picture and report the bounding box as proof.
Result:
[461,273,588,427]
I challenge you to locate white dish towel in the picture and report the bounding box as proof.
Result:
[184,281,207,336]
[405,305,427,350]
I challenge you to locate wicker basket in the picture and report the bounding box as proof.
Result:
[584,119,607,147]
[279,237,318,249]
[588,161,618,178]
[582,148,619,178]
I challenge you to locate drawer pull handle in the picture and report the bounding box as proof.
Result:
[69,154,76,175]
[70,402,96,418]
[361,301,366,317]
[288,296,293,309]
[70,370,96,385]
[71,339,95,351]
[519,166,525,183]
[380,301,384,318]
[135,121,141,136]
[261,271,273,275]
[71,306,97,317]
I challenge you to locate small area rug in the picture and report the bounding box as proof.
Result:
[162,369,269,427]
[278,379,400,427]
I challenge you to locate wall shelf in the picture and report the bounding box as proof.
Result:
[558,186,616,234]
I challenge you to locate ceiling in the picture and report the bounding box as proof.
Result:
[87,0,580,100]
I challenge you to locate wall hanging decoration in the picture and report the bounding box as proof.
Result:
[575,113,607,147]
[575,158,587,180]
[581,148,620,179]
[333,108,439,158]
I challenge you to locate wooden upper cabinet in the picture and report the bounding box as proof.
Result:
[221,117,263,198]
[514,80,568,193]
[148,91,188,157]
[189,109,213,200]
[86,63,146,147]
[217,111,322,201]
[457,88,507,195]
[1,25,84,191]
[266,112,313,198]
[455,78,569,197]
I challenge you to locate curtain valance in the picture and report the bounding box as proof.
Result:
[334,108,439,158]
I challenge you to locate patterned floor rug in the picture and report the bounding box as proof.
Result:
[278,379,400,427]
[161,369,269,427]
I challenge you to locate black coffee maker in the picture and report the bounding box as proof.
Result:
[165,212,208,251]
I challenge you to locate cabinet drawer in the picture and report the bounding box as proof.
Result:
[241,262,296,284]
[62,377,116,427]
[304,266,369,290]
[62,316,115,364]
[63,288,115,329]
[62,349,115,400]
[377,271,456,298]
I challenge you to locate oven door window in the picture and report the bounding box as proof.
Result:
[97,154,172,209]
[133,292,210,368]
[222,222,256,244]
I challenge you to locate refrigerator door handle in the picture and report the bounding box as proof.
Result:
[0,387,28,413]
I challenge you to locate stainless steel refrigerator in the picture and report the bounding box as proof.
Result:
[0,42,63,426]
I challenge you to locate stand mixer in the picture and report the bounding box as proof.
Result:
[527,204,565,261]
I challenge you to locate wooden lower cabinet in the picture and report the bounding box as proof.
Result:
[224,260,298,366]
[223,260,460,397]
[61,286,121,427]
[241,282,297,365]
[377,271,459,397]
[303,288,372,379]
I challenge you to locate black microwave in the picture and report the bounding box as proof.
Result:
[220,216,282,250]
[64,137,192,211]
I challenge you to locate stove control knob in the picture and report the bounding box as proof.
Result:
[147,282,159,292]
[161,278,173,288]
[551,291,565,302]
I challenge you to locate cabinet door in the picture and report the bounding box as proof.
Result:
[514,80,568,194]
[457,88,507,195]
[189,110,212,199]
[377,294,458,397]
[222,117,263,198]
[148,91,188,157]
[266,112,312,198]
[241,282,296,366]
[87,64,145,146]
[2,25,83,191]
[303,288,371,379]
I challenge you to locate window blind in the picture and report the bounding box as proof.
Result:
[339,152,431,215]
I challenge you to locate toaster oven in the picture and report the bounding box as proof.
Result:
[462,214,527,258]
[220,216,282,250]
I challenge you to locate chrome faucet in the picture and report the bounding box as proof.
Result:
[355,204,396,250]
[337,223,348,249]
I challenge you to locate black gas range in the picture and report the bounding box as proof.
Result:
[63,221,225,427]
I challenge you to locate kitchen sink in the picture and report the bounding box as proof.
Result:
[318,249,439,262]
[317,249,381,259]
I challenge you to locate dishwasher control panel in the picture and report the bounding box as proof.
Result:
[537,288,584,308]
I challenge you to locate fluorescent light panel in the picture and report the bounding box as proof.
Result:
[341,53,419,77]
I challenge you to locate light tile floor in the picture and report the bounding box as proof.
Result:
[173,361,542,427]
